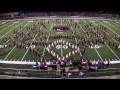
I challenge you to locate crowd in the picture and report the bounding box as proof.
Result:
[0,12,22,20]
[32,58,111,71]
[20,11,119,19]
[0,11,120,20]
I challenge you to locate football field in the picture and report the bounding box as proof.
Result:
[0,18,120,69]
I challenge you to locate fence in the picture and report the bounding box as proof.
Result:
[0,67,62,78]
[0,67,120,78]
[66,68,120,78]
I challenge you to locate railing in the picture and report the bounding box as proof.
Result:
[0,67,62,78]
[0,67,120,78]
[64,68,120,78]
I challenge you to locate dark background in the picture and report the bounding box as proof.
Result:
[0,0,120,14]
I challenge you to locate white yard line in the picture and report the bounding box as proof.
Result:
[61,20,63,56]
[21,20,42,61]
[101,21,118,42]
[91,42,103,60]
[112,38,118,42]
[81,19,103,60]
[82,19,86,23]
[3,22,32,60]
[21,41,34,61]
[69,19,82,57]
[4,22,31,45]
[0,21,7,25]
[41,19,55,60]
[89,19,120,60]
[5,39,10,44]
[79,22,87,33]
[90,20,118,43]
[112,21,120,26]
[105,42,120,60]
[94,47,103,60]
[3,46,17,60]
[0,21,25,40]
[0,22,16,33]
[61,41,63,57]
[92,21,98,26]
[0,21,11,29]
[107,21,120,31]
[97,20,119,36]
[41,23,53,59]
[59,20,63,57]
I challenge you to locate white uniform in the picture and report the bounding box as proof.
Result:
[53,52,56,56]
[62,56,65,60]
[69,43,71,47]
[60,39,62,43]
[72,51,75,55]
[57,54,59,58]
[56,40,59,44]
[58,57,61,61]
[51,50,53,54]
[66,54,69,58]
[54,41,57,45]
[66,42,68,45]
[75,45,77,49]
[72,45,74,49]
[63,40,65,44]
[69,52,71,56]
[51,43,54,47]
[75,50,78,53]
[77,47,80,52]
[47,48,50,52]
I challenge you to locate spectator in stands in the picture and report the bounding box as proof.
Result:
[0,11,119,20]
[35,61,38,66]
[107,60,110,67]
[67,71,72,78]
[69,60,72,65]
[78,64,82,70]
[53,60,56,65]
[79,71,84,78]
[18,70,21,74]
[25,70,28,77]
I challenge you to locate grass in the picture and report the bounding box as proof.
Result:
[0,18,120,69]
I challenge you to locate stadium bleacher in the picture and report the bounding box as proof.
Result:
[0,11,119,20]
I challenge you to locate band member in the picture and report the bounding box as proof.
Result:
[68,52,72,57]
[57,54,59,59]
[69,43,71,47]
[66,54,69,59]
[75,50,78,53]
[75,45,77,49]
[53,52,56,57]
[72,51,75,55]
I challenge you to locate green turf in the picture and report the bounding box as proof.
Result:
[0,18,120,69]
